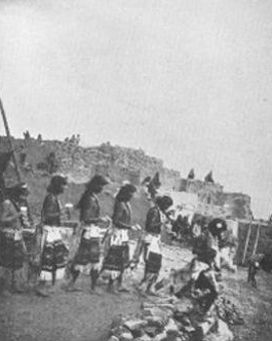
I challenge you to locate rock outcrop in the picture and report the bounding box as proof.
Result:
[0,135,253,220]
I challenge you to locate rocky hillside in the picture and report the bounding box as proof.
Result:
[0,136,180,187]
[0,135,254,220]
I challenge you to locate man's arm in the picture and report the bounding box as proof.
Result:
[81,196,102,224]
[0,200,21,227]
[112,201,131,229]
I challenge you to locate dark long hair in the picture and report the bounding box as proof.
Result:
[155,195,173,212]
[115,184,137,202]
[47,175,67,195]
[76,175,108,210]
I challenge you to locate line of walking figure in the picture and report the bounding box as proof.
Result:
[0,174,174,297]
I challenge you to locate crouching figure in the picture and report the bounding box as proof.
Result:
[189,218,227,311]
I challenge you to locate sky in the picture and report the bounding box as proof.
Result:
[0,0,272,218]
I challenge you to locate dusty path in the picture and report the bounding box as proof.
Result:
[223,269,272,341]
[0,283,141,341]
[0,244,272,341]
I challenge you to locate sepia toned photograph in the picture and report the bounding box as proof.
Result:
[0,1,272,340]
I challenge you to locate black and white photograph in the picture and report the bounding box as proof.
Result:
[0,1,272,340]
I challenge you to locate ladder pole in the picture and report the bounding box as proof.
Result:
[0,97,21,182]
[252,224,261,257]
[242,222,252,265]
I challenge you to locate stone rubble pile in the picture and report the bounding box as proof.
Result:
[107,292,240,341]
[215,296,244,326]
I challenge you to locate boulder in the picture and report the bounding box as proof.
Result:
[146,314,168,331]
[145,306,173,319]
[134,334,152,341]
[108,337,119,341]
[124,319,147,338]
[153,331,168,341]
[203,319,233,341]
[193,315,217,340]
[124,319,147,330]
[119,331,134,341]
[111,326,131,339]
[165,318,180,337]
[144,325,159,337]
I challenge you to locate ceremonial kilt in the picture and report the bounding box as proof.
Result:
[144,234,162,275]
[74,226,101,265]
[0,229,26,270]
[146,251,162,274]
[102,229,130,272]
[102,244,129,272]
[41,226,69,272]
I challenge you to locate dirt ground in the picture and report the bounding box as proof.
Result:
[0,244,272,341]
[223,269,272,341]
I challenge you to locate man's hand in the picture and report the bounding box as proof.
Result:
[100,216,112,227]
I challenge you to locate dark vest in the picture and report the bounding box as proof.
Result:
[41,193,61,226]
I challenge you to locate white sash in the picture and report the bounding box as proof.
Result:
[146,234,161,258]
[2,228,23,241]
[83,225,100,239]
[43,226,62,243]
[110,229,129,246]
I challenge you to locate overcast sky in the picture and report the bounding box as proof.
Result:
[0,0,272,218]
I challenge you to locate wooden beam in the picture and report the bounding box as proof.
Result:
[0,97,21,182]
[237,218,268,227]
[242,223,252,265]
[252,224,261,257]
